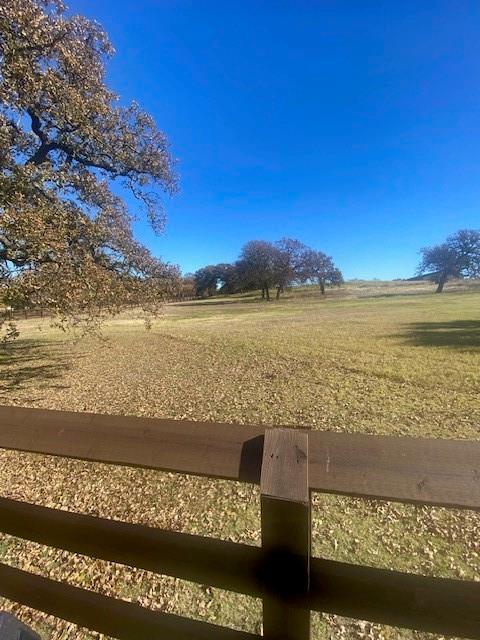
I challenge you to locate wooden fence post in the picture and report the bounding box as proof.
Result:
[260,428,310,640]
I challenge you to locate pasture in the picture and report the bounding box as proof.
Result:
[0,279,479,639]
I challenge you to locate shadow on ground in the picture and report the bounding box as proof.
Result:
[397,320,480,349]
[172,297,262,307]
[0,339,72,395]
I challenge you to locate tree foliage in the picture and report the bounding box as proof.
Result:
[237,240,282,300]
[300,249,344,294]
[0,0,180,339]
[193,263,243,297]
[193,238,343,300]
[193,265,219,297]
[273,238,309,298]
[418,229,480,293]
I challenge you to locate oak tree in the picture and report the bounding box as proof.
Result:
[300,250,343,294]
[237,240,280,301]
[0,0,179,339]
[418,229,480,293]
[193,265,219,297]
[273,237,308,299]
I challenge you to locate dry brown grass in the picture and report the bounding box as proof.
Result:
[0,280,479,639]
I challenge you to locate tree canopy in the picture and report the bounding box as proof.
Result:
[193,238,343,299]
[273,238,309,299]
[300,249,344,294]
[0,0,179,338]
[237,240,282,301]
[418,229,480,293]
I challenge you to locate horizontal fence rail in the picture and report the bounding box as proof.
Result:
[1,405,480,509]
[0,496,262,598]
[0,405,479,639]
[309,558,480,638]
[0,563,258,640]
[0,405,265,484]
[309,430,480,510]
[3,496,480,637]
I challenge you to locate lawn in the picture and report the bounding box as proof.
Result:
[0,280,479,639]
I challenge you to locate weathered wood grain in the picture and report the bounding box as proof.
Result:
[308,430,480,509]
[0,405,264,483]
[1,406,480,508]
[260,429,310,640]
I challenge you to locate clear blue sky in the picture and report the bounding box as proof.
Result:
[69,0,480,279]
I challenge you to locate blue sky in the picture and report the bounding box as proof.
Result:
[69,0,480,279]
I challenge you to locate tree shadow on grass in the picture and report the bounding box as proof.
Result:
[172,297,262,308]
[0,339,72,395]
[397,320,480,349]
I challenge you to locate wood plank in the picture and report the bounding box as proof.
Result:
[309,557,480,638]
[0,563,259,640]
[260,429,310,640]
[308,430,480,509]
[1,406,480,509]
[0,405,264,484]
[0,496,262,597]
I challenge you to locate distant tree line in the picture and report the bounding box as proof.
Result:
[193,239,343,299]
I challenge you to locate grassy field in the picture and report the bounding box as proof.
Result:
[0,279,479,639]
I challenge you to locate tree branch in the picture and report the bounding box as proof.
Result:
[15,28,71,57]
[27,109,48,144]
[26,109,56,165]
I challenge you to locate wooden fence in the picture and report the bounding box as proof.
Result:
[0,405,479,639]
[1,296,199,321]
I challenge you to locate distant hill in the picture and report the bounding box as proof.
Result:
[406,272,441,282]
